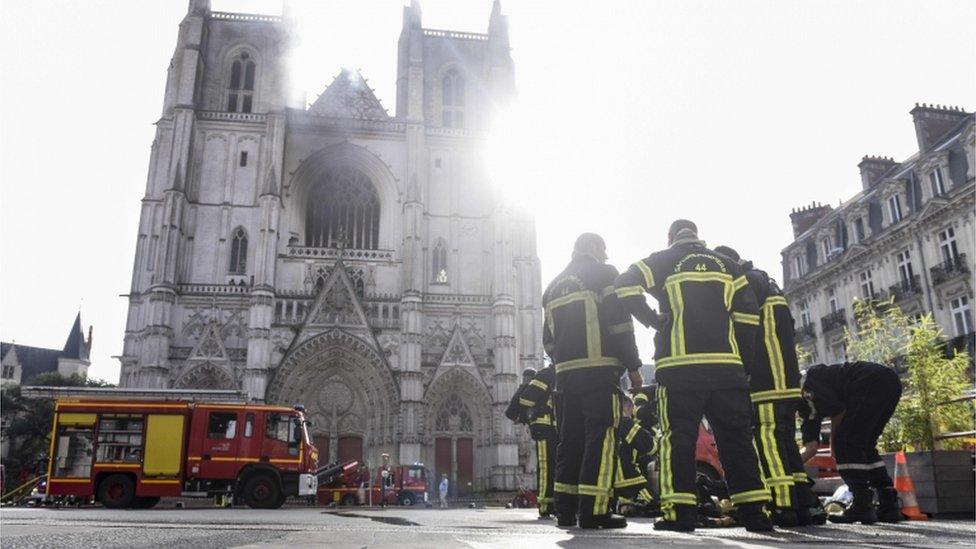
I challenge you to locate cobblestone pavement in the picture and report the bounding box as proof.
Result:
[2,505,974,548]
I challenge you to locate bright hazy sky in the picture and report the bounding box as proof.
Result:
[1,0,973,383]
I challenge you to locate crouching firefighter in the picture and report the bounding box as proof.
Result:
[798,361,903,524]
[614,394,657,515]
[505,365,557,518]
[715,245,826,527]
[544,233,643,529]
[615,220,773,532]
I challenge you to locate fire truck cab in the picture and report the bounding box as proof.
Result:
[318,461,429,506]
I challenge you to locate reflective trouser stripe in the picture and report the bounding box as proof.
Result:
[536,440,550,513]
[756,402,792,508]
[793,472,809,482]
[731,489,772,505]
[750,388,802,403]
[554,482,578,494]
[637,488,654,502]
[592,392,620,516]
[657,385,681,521]
[762,302,788,391]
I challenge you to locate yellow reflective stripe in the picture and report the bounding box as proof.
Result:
[667,271,734,284]
[633,393,648,404]
[764,295,788,307]
[585,297,602,358]
[763,300,787,390]
[626,422,642,444]
[758,403,789,507]
[657,386,678,520]
[732,275,749,292]
[529,379,548,391]
[661,492,697,504]
[519,398,535,407]
[554,357,622,374]
[578,484,610,497]
[554,482,578,494]
[731,489,771,504]
[615,476,648,488]
[615,285,645,298]
[634,260,655,289]
[750,388,802,403]
[593,392,619,515]
[608,321,634,335]
[655,353,743,369]
[732,312,760,325]
[531,416,553,426]
[793,472,809,482]
[601,285,615,298]
[536,440,549,504]
[665,281,685,356]
[547,289,600,310]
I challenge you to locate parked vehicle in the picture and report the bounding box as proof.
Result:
[44,397,318,509]
[317,460,429,506]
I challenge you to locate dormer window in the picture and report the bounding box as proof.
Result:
[852,217,866,243]
[887,194,903,224]
[227,52,256,113]
[792,253,807,279]
[929,167,947,196]
[442,70,465,129]
[820,237,832,262]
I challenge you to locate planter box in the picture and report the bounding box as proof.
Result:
[882,451,975,517]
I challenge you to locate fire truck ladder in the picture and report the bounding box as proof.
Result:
[315,460,360,485]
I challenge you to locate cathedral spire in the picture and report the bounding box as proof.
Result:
[488,0,507,37]
[403,0,422,29]
[187,0,210,16]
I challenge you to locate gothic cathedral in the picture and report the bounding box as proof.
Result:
[119,0,543,492]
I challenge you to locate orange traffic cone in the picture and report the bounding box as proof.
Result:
[894,451,927,521]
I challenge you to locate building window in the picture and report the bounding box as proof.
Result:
[888,194,903,224]
[859,269,875,299]
[896,249,915,284]
[239,151,248,167]
[828,287,838,313]
[929,167,947,196]
[792,254,806,279]
[950,295,973,336]
[305,167,380,250]
[938,227,959,264]
[852,217,866,243]
[435,394,473,432]
[227,51,256,113]
[799,302,810,327]
[441,70,465,129]
[432,238,449,284]
[820,237,832,262]
[229,227,248,274]
[1,364,13,379]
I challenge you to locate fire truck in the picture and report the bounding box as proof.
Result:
[317,460,429,506]
[27,387,319,509]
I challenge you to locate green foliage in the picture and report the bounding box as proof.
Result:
[1,373,113,488]
[845,299,973,451]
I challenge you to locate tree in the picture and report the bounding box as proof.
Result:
[844,299,972,451]
[1,373,113,489]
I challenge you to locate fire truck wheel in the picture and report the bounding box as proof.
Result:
[97,474,136,509]
[340,494,358,506]
[399,492,416,506]
[242,474,283,509]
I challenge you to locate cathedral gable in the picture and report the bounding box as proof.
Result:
[189,320,228,362]
[428,323,487,391]
[308,69,390,121]
[295,259,378,350]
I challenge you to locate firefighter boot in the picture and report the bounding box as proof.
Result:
[829,488,877,525]
[769,506,799,527]
[653,504,697,532]
[876,487,904,523]
[579,513,628,529]
[738,503,774,532]
[795,483,827,526]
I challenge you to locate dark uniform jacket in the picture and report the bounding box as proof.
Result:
[797,362,893,443]
[615,241,760,391]
[505,382,532,425]
[507,366,557,440]
[616,416,657,488]
[742,262,802,403]
[542,256,641,394]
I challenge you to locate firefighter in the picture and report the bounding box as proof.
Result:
[614,220,772,532]
[798,361,903,524]
[614,395,657,515]
[714,245,825,527]
[505,367,537,426]
[505,365,557,518]
[543,233,643,529]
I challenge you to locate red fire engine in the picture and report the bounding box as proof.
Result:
[317,460,429,506]
[30,387,319,509]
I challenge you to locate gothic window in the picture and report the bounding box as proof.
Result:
[227,51,256,113]
[442,70,465,129]
[305,167,380,250]
[435,394,473,432]
[229,227,248,274]
[432,238,448,283]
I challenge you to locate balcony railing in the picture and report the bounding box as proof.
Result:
[930,253,970,286]
[889,275,922,302]
[795,323,816,341]
[821,309,847,333]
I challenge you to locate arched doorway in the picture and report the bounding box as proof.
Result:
[266,329,399,467]
[173,362,236,390]
[424,368,493,495]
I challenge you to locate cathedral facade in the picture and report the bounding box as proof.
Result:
[119,0,543,492]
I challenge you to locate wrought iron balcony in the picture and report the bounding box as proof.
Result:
[795,323,816,341]
[820,309,847,333]
[930,253,970,286]
[889,275,922,302]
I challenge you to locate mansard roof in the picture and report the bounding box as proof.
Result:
[307,69,391,121]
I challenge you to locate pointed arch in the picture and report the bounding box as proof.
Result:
[229,226,248,274]
[432,238,449,283]
[226,47,258,113]
[441,69,465,128]
[173,362,236,390]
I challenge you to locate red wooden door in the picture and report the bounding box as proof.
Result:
[338,436,363,463]
[313,435,330,464]
[435,437,452,491]
[456,438,473,496]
